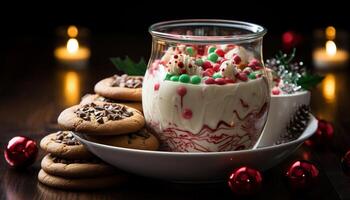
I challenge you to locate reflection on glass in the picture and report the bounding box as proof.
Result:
[63,71,80,106]
[322,74,336,103]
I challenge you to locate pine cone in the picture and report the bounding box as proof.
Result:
[275,105,310,145]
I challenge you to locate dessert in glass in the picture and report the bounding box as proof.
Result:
[143,20,270,152]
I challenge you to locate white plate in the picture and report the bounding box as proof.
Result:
[73,114,317,182]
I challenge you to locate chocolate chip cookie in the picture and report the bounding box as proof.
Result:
[87,128,159,151]
[81,94,143,112]
[40,131,93,159]
[38,169,127,190]
[41,154,116,178]
[94,74,143,101]
[58,102,145,135]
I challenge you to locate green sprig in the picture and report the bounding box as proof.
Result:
[297,74,324,90]
[110,56,147,76]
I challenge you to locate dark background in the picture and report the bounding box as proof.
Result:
[0,1,349,92]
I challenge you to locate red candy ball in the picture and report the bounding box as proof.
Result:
[213,63,221,72]
[204,77,216,84]
[285,160,319,190]
[202,61,213,70]
[305,119,334,147]
[215,49,225,57]
[236,72,248,81]
[215,78,226,85]
[4,136,38,168]
[203,68,215,77]
[232,54,241,64]
[228,167,263,196]
[272,87,281,95]
[224,78,235,84]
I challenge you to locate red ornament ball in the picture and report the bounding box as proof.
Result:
[228,166,263,196]
[285,160,319,190]
[305,119,334,147]
[4,136,38,168]
[341,150,350,176]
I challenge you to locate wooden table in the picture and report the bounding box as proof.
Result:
[0,35,349,199]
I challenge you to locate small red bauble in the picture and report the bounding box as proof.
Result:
[305,119,334,147]
[285,160,319,190]
[228,166,263,196]
[341,150,350,176]
[4,136,38,168]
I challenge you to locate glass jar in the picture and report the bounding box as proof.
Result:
[143,19,270,152]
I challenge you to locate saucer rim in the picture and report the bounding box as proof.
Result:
[73,114,317,157]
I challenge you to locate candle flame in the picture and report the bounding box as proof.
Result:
[326,40,337,56]
[67,25,78,38]
[63,71,80,106]
[67,38,79,54]
[325,26,336,40]
[322,74,336,103]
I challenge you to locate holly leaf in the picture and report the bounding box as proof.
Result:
[110,56,147,76]
[297,74,324,90]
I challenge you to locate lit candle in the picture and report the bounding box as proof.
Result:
[54,26,90,68]
[313,26,348,68]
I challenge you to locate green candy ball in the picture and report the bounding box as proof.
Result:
[208,53,219,62]
[186,47,195,56]
[208,46,216,54]
[170,75,179,82]
[212,73,222,79]
[195,59,204,66]
[248,73,256,79]
[164,73,172,80]
[179,74,190,83]
[190,75,201,84]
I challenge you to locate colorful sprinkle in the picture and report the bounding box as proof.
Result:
[190,75,201,84]
[182,108,193,119]
[177,86,187,96]
[179,74,190,83]
[170,75,179,82]
[212,73,222,79]
[186,47,195,56]
[208,53,219,62]
[154,83,160,91]
[208,46,216,54]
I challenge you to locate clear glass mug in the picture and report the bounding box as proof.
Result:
[143,20,270,152]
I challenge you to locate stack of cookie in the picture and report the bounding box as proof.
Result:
[38,74,159,190]
[57,101,159,150]
[82,74,143,112]
[39,131,125,190]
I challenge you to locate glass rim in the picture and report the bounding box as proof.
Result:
[149,19,267,43]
